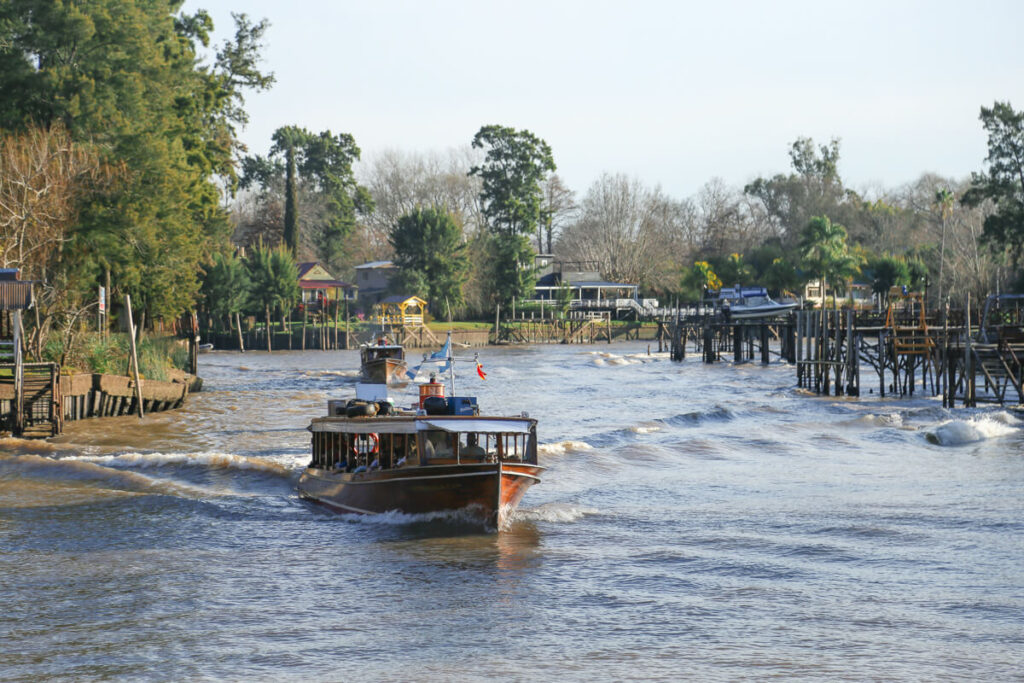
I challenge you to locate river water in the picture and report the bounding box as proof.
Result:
[2,342,1022,681]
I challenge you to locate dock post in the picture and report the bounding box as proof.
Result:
[796,311,804,386]
[760,323,769,365]
[733,325,743,364]
[965,294,975,407]
[125,295,145,419]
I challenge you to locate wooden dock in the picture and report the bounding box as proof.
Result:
[668,306,1024,407]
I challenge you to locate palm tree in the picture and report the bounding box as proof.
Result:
[799,215,860,305]
[247,241,299,351]
[934,188,954,307]
[202,252,250,349]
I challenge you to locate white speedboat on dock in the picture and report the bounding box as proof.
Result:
[715,286,798,320]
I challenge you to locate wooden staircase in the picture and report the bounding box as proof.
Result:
[19,363,60,437]
[971,342,1024,405]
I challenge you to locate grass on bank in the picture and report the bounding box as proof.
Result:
[42,333,189,381]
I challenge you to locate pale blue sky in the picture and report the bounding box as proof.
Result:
[183,0,1024,198]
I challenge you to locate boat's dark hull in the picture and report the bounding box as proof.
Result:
[297,462,542,529]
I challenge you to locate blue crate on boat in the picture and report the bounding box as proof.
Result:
[447,396,478,416]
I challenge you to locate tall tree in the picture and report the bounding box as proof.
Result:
[242,127,372,268]
[202,251,250,332]
[934,187,955,305]
[868,254,911,307]
[799,215,862,300]
[744,137,847,244]
[245,241,298,351]
[0,3,273,328]
[359,147,485,254]
[271,126,310,253]
[963,101,1024,262]
[389,207,469,320]
[469,125,556,308]
[539,174,577,254]
[558,173,680,287]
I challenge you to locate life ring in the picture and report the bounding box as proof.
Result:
[351,433,379,457]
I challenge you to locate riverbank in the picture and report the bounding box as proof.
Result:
[0,369,200,437]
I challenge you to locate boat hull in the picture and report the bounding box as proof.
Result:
[297,461,543,529]
[360,358,409,386]
[728,302,798,319]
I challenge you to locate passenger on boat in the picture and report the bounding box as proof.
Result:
[425,430,452,460]
[462,434,486,460]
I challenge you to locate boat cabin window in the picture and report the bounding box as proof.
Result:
[311,424,536,470]
[417,429,536,465]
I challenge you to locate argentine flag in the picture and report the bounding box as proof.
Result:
[405,336,452,381]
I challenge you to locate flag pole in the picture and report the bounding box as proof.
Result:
[447,330,455,396]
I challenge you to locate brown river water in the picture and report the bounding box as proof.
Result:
[2,343,1022,680]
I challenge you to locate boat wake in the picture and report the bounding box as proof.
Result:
[538,440,594,457]
[323,505,493,528]
[0,454,220,506]
[66,451,295,476]
[514,502,599,524]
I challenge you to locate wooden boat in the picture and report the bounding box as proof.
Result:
[298,336,543,529]
[359,340,408,387]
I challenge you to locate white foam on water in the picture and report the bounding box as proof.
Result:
[926,413,1021,446]
[514,502,599,524]
[336,506,488,527]
[630,424,663,434]
[845,413,905,428]
[67,451,292,476]
[302,369,359,378]
[538,440,594,456]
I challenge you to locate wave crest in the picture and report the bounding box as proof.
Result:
[514,502,598,523]
[925,414,1021,446]
[538,440,594,456]
[67,451,292,476]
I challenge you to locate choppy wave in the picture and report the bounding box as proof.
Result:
[591,356,633,367]
[843,412,906,428]
[66,451,293,476]
[0,454,216,504]
[301,369,360,379]
[328,505,492,527]
[539,440,594,456]
[660,405,734,426]
[925,412,1021,446]
[629,424,663,434]
[514,502,598,523]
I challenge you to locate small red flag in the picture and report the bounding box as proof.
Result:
[476,362,487,380]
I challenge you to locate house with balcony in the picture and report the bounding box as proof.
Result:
[297,262,355,313]
[530,255,657,318]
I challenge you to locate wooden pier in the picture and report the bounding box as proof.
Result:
[669,300,1024,408]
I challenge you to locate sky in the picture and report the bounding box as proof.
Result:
[182,0,1024,199]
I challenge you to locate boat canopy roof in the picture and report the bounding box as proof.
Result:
[717,286,769,299]
[311,416,534,435]
[421,418,533,434]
